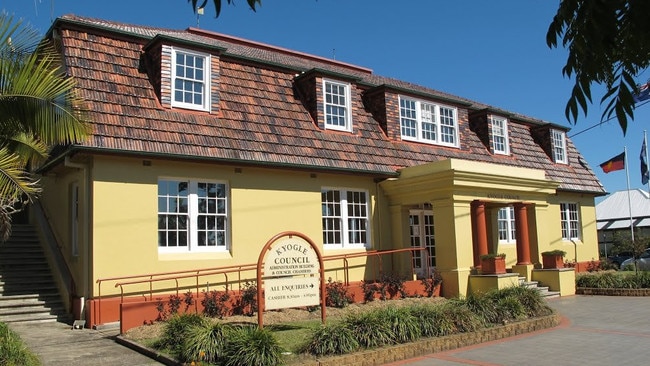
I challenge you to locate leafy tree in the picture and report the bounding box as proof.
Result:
[0,13,88,239]
[188,0,261,17]
[611,230,649,261]
[547,0,650,134]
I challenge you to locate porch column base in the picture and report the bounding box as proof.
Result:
[532,268,576,296]
[468,273,519,295]
[512,264,535,282]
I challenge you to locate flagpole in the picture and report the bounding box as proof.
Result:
[645,130,650,194]
[625,147,635,241]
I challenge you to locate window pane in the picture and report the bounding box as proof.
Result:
[323,81,349,130]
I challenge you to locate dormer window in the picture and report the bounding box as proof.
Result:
[172,47,210,111]
[489,116,509,155]
[399,96,458,147]
[551,129,567,164]
[323,79,352,131]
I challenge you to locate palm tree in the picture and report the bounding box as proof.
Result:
[0,13,88,240]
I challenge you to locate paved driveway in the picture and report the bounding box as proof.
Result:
[388,295,650,366]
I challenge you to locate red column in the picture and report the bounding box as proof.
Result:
[514,203,532,265]
[472,201,489,268]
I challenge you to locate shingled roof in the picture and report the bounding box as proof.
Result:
[49,15,605,194]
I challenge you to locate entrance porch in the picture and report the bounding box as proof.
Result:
[379,158,565,297]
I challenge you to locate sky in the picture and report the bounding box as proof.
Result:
[3,0,650,199]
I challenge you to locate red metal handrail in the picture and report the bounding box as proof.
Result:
[93,247,430,326]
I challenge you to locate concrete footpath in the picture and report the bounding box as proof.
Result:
[8,295,650,365]
[9,322,162,365]
[389,295,650,366]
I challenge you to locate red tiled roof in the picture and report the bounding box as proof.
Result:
[53,15,604,194]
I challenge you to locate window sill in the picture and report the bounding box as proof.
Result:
[158,250,232,261]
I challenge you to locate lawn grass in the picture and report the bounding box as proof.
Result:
[268,319,322,353]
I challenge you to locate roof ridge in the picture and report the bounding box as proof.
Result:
[186,27,372,75]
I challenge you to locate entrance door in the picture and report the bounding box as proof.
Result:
[409,209,436,278]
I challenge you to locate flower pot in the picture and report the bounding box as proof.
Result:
[542,254,564,269]
[481,257,506,274]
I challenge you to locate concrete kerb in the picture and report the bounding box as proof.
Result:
[115,336,180,366]
[116,313,560,366]
[309,314,560,366]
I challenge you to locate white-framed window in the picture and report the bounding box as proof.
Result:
[158,179,228,252]
[321,188,369,248]
[551,129,568,164]
[490,116,509,155]
[399,96,459,147]
[323,79,352,131]
[171,47,210,111]
[560,202,580,240]
[497,206,516,243]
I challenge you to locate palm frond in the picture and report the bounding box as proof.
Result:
[0,148,41,202]
[4,132,49,166]
[0,12,40,61]
[0,50,89,145]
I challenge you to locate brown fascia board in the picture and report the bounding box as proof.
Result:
[470,107,570,132]
[293,68,364,84]
[143,34,227,54]
[38,145,399,178]
[362,83,473,107]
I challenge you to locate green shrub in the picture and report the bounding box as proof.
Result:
[325,279,354,308]
[409,303,456,337]
[495,296,526,323]
[378,273,407,300]
[201,290,231,318]
[180,321,229,364]
[155,313,206,355]
[343,310,395,348]
[463,292,500,324]
[223,326,283,366]
[501,286,553,318]
[577,271,650,289]
[361,280,378,302]
[380,306,421,343]
[443,300,484,332]
[305,323,359,355]
[0,322,40,366]
[233,281,258,316]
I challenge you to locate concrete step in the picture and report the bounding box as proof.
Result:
[0,292,61,302]
[0,283,59,294]
[0,225,70,325]
[520,277,562,298]
[0,276,57,285]
[0,312,68,324]
[0,303,66,316]
[0,263,51,270]
[522,281,539,288]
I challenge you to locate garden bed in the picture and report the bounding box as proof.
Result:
[121,286,558,366]
[123,297,445,345]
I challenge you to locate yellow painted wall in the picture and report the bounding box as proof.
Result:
[89,156,385,297]
[40,166,87,296]
[542,192,599,264]
[40,155,600,300]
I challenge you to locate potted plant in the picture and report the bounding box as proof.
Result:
[480,253,506,274]
[541,250,566,269]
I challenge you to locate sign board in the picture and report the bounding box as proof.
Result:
[264,276,320,310]
[256,232,326,327]
[264,236,319,277]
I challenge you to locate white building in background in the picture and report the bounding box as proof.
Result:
[596,189,650,255]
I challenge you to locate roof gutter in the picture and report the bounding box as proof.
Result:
[39,145,399,178]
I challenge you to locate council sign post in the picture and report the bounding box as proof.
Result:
[256,231,325,328]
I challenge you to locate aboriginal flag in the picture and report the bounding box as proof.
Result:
[599,152,625,173]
